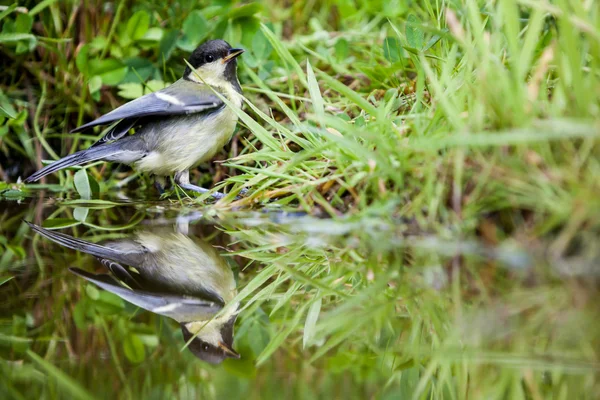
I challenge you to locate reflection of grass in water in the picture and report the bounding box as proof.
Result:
[1,0,600,398]
[2,206,599,398]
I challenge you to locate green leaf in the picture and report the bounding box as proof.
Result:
[145,79,168,93]
[141,27,163,42]
[125,10,150,42]
[41,218,80,229]
[123,334,145,363]
[85,284,100,301]
[228,3,263,19]
[75,44,90,76]
[406,14,424,50]
[303,297,321,349]
[94,291,125,315]
[88,75,102,95]
[137,334,159,347]
[14,13,33,34]
[251,29,272,60]
[383,36,404,62]
[73,207,89,222]
[117,82,143,100]
[159,30,179,62]
[89,58,127,86]
[334,38,349,60]
[74,169,91,199]
[122,57,155,83]
[181,11,207,50]
[0,90,17,119]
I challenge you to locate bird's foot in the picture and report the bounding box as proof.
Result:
[178,182,225,200]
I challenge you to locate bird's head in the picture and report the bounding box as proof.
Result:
[184,39,244,89]
[181,313,240,364]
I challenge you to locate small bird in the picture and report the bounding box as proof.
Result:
[25,40,245,199]
[26,221,241,364]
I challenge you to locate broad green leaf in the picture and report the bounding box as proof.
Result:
[145,79,168,93]
[85,284,100,301]
[406,14,424,50]
[94,291,125,315]
[125,11,150,42]
[41,218,80,229]
[75,44,90,76]
[74,169,91,199]
[334,38,349,60]
[117,82,143,99]
[251,29,272,60]
[88,75,102,95]
[123,334,145,363]
[73,207,89,222]
[303,297,321,349]
[14,13,33,34]
[228,3,263,19]
[89,58,127,86]
[159,30,179,62]
[122,57,155,83]
[137,334,159,347]
[0,90,17,119]
[142,27,163,42]
[182,11,207,47]
[383,36,403,62]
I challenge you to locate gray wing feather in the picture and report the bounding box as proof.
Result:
[72,80,223,133]
[69,268,223,322]
[90,118,138,148]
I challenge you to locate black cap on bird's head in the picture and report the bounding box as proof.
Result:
[181,314,240,365]
[184,39,244,87]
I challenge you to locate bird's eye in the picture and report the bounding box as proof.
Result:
[204,54,214,63]
[202,343,209,351]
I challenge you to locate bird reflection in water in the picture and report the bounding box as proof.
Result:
[26,221,240,365]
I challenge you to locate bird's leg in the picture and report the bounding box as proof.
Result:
[174,170,225,200]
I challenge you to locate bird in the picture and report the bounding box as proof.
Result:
[26,221,241,364]
[24,39,245,199]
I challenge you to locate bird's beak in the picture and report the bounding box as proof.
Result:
[222,48,245,64]
[218,341,240,358]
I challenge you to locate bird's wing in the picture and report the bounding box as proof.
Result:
[26,222,145,267]
[70,268,225,322]
[90,118,139,148]
[71,79,224,133]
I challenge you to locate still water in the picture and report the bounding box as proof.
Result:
[1,193,598,398]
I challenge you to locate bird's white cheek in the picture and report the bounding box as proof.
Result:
[189,62,227,87]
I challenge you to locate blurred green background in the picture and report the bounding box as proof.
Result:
[1,0,600,399]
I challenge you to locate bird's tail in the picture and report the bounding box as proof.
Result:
[25,221,131,263]
[24,144,118,183]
